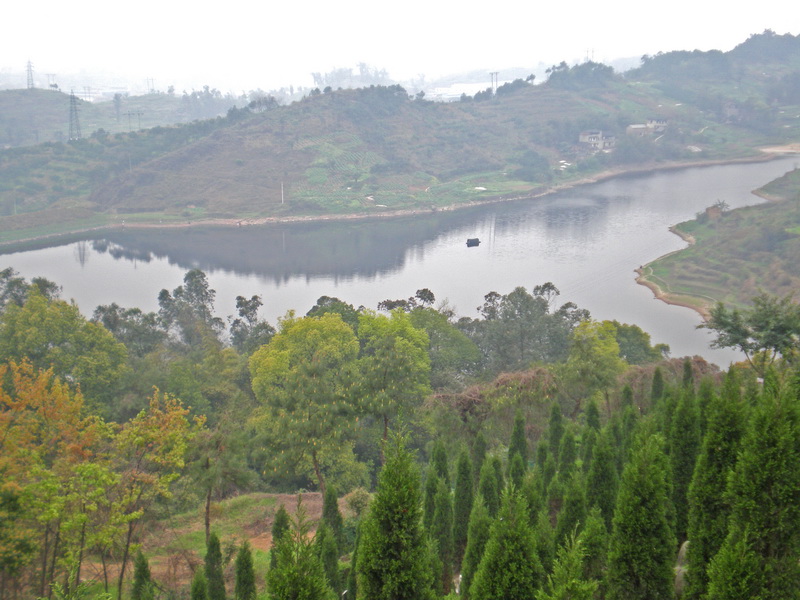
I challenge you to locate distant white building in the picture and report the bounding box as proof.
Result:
[579,129,616,150]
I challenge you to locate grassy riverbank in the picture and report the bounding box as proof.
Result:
[638,163,800,314]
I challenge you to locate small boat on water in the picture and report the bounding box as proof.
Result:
[466,238,480,247]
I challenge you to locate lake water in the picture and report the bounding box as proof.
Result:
[3,156,799,367]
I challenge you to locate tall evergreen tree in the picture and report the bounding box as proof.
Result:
[548,403,565,461]
[322,485,344,553]
[491,455,504,495]
[606,434,674,600]
[267,497,335,600]
[270,504,291,569]
[557,427,577,480]
[205,532,226,600]
[470,487,543,600]
[586,429,619,531]
[346,521,362,600]
[131,551,155,600]
[460,494,492,600]
[669,388,701,543]
[651,366,665,404]
[191,569,209,600]
[508,452,526,489]
[535,532,598,600]
[453,450,474,567]
[356,433,435,600]
[472,432,487,485]
[508,412,529,467]
[705,369,800,598]
[316,524,340,594]
[685,378,745,600]
[234,541,256,600]
[554,472,587,550]
[431,439,450,485]
[534,509,556,577]
[431,479,454,594]
[423,471,439,531]
[580,506,608,586]
[477,460,500,517]
[585,399,601,432]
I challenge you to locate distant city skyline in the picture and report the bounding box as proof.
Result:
[3,0,795,94]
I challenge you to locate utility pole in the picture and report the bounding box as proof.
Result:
[26,61,34,89]
[126,110,144,131]
[68,91,82,141]
[490,72,499,94]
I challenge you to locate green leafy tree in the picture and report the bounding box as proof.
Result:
[453,450,474,567]
[267,496,335,600]
[249,312,359,493]
[357,311,431,457]
[158,269,224,346]
[685,372,745,599]
[563,320,626,409]
[0,286,128,408]
[228,295,275,355]
[470,487,543,600]
[701,292,800,375]
[205,532,226,600]
[612,321,669,364]
[234,541,256,600]
[705,368,800,598]
[431,479,454,593]
[356,433,435,600]
[460,494,491,600]
[606,435,674,600]
[535,532,598,600]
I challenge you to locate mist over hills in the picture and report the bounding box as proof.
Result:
[1,30,799,243]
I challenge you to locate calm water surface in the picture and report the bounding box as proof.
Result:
[4,156,799,367]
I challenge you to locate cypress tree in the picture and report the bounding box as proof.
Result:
[191,569,209,600]
[508,452,525,490]
[131,551,155,600]
[270,504,291,569]
[431,479,454,594]
[685,380,744,600]
[585,399,601,432]
[490,455,504,495]
[669,388,701,544]
[470,487,543,600]
[548,403,565,461]
[453,449,474,567]
[606,434,675,600]
[586,429,618,531]
[356,433,435,600]
[205,532,226,600]
[477,460,500,517]
[705,368,800,598]
[322,485,344,553]
[535,532,598,600]
[508,412,528,467]
[536,439,548,470]
[620,384,634,408]
[651,366,665,403]
[557,427,577,480]
[346,520,362,600]
[234,541,256,600]
[431,439,450,485]
[423,471,439,531]
[580,426,597,472]
[682,357,694,389]
[554,472,587,551]
[472,432,487,485]
[580,506,608,586]
[267,497,335,600]
[534,509,556,576]
[460,494,492,600]
[316,524,340,594]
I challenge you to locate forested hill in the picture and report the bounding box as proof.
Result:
[2,30,800,243]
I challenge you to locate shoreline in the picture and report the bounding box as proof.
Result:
[0,152,786,251]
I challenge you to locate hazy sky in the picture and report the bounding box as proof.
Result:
[3,0,795,93]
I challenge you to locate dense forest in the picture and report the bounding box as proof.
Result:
[2,264,800,599]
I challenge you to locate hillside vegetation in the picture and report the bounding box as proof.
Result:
[642,167,800,309]
[2,30,800,245]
